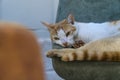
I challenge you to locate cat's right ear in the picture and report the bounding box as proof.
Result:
[41,22,50,27]
[67,14,75,24]
[41,22,53,29]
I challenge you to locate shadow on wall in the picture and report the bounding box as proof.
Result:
[1,0,59,29]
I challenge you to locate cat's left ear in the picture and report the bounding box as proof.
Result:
[41,22,54,29]
[67,14,75,24]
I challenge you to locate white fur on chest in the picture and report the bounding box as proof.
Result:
[74,22,119,43]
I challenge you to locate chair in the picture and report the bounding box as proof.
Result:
[52,0,120,80]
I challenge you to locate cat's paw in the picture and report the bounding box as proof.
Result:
[46,49,76,61]
[46,50,55,58]
[46,49,65,58]
[72,40,85,48]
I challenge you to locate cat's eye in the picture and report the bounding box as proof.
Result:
[66,31,71,37]
[54,37,60,40]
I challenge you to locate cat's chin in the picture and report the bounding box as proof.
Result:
[53,43,73,48]
[61,44,73,48]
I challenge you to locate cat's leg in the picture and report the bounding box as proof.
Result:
[47,48,77,61]
[46,46,92,61]
[47,37,120,61]
[73,38,120,61]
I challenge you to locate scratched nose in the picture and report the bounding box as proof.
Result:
[63,42,68,47]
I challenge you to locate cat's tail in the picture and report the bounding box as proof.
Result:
[75,49,120,61]
[74,38,120,61]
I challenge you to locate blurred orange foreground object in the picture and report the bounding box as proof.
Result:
[0,22,44,80]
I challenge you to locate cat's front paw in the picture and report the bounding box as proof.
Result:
[46,50,55,58]
[46,49,76,61]
[46,49,64,58]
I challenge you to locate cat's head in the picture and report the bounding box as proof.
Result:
[42,14,76,47]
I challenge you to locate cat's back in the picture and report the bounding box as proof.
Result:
[75,21,111,31]
[74,21,119,42]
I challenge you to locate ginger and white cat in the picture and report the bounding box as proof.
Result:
[42,14,120,61]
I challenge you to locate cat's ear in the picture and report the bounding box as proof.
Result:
[67,14,75,24]
[41,22,54,29]
[59,19,68,24]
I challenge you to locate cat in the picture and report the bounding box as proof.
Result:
[42,14,120,61]
[0,22,45,80]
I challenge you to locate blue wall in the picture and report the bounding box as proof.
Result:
[1,0,59,29]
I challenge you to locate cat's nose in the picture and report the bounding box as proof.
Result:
[63,42,68,47]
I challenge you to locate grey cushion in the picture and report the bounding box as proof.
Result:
[52,0,120,80]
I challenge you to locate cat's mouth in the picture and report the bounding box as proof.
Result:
[64,45,73,48]
[61,44,72,48]
[62,42,69,47]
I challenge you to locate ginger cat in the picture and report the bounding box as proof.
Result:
[0,22,44,80]
[42,14,120,61]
